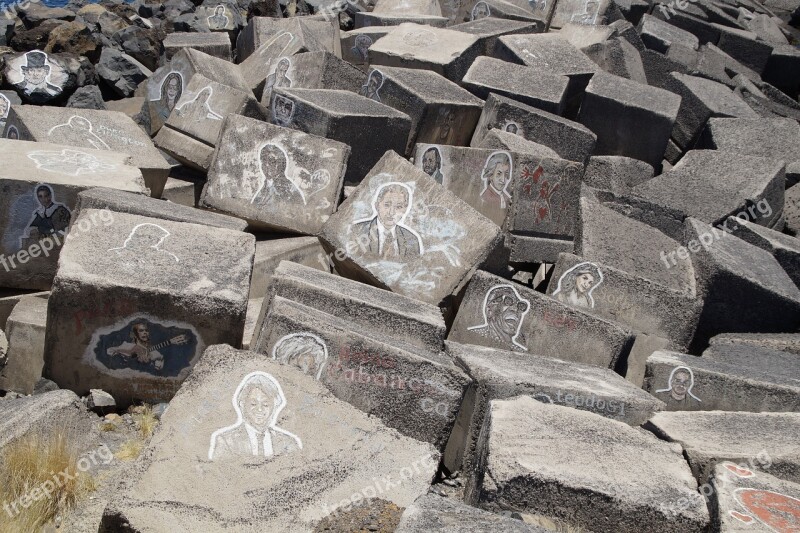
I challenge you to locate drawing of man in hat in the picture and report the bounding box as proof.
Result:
[19,51,61,96]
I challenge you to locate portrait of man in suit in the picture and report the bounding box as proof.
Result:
[209,371,303,461]
[351,181,423,260]
[421,146,444,185]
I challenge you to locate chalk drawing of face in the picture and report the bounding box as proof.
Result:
[551,262,603,309]
[467,284,530,351]
[272,332,328,379]
[208,371,303,461]
[656,366,701,403]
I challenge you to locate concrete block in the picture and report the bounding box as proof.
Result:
[201,114,349,233]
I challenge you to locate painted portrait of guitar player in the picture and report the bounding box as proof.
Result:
[90,316,200,377]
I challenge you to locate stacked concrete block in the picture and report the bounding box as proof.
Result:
[468,397,710,532]
[0,139,146,290]
[341,27,392,71]
[267,88,410,185]
[359,65,484,155]
[644,349,800,412]
[472,93,597,164]
[449,270,634,368]
[446,340,664,478]
[201,115,349,235]
[43,210,255,405]
[450,18,542,55]
[0,296,47,394]
[631,150,784,230]
[320,151,502,305]
[141,48,251,137]
[258,295,467,449]
[256,52,365,105]
[100,345,439,531]
[462,56,568,114]
[163,32,233,62]
[356,0,449,28]
[547,252,702,350]
[368,23,482,83]
[578,71,681,169]
[647,410,800,484]
[155,75,267,171]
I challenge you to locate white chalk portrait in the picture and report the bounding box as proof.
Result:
[360,69,384,103]
[208,371,303,461]
[551,262,603,309]
[351,179,424,260]
[207,4,230,29]
[479,151,513,209]
[471,1,491,19]
[656,366,701,403]
[467,284,530,351]
[108,223,180,265]
[272,94,295,127]
[175,86,223,121]
[271,332,328,380]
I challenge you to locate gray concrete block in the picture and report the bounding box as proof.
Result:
[0,139,147,290]
[320,151,502,305]
[254,260,446,356]
[201,114,349,234]
[236,16,329,61]
[548,252,702,349]
[471,93,596,164]
[712,23,773,74]
[727,217,800,287]
[644,349,800,412]
[583,155,654,193]
[99,344,439,530]
[462,56,568,114]
[581,36,648,83]
[663,73,757,149]
[341,27,393,71]
[163,32,232,62]
[578,71,681,168]
[142,48,251,138]
[0,296,47,395]
[685,217,800,347]
[7,106,171,198]
[74,187,247,232]
[155,75,267,171]
[550,0,613,28]
[368,23,482,83]
[43,210,254,406]
[476,128,561,159]
[708,332,800,356]
[633,150,784,231]
[250,238,329,300]
[710,462,800,532]
[646,410,800,485]
[268,88,410,185]
[470,396,709,532]
[258,295,466,449]
[449,270,634,368]
[396,493,548,532]
[450,18,541,56]
[446,340,664,482]
[358,65,484,154]
[638,13,699,54]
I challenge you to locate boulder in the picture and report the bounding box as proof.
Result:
[44,20,100,61]
[96,47,153,98]
[3,49,79,104]
[67,85,107,110]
